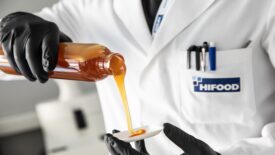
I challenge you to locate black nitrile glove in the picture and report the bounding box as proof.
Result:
[163,123,221,155]
[104,130,149,155]
[0,12,72,83]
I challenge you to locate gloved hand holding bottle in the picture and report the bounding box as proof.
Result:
[0,12,126,83]
[0,12,72,83]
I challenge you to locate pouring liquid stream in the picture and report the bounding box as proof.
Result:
[110,57,145,137]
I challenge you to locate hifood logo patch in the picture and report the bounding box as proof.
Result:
[192,77,241,93]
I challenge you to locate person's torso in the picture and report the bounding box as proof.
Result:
[71,0,275,154]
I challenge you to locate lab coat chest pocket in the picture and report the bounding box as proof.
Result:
[178,48,256,124]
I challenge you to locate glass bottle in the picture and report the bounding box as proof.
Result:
[0,43,126,81]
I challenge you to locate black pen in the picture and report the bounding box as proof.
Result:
[187,45,197,69]
[195,47,201,71]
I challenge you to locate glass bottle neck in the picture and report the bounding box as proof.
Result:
[98,53,126,76]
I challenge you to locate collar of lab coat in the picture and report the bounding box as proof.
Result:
[113,0,216,57]
[113,0,152,55]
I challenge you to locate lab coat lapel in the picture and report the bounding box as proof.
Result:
[151,0,216,55]
[113,0,152,55]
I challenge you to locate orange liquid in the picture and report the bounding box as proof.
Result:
[111,55,145,137]
[129,129,146,137]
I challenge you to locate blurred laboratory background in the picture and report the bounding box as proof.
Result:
[0,0,107,155]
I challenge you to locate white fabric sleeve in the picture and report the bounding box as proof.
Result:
[0,0,87,81]
[220,1,275,155]
[35,0,87,42]
[262,0,275,67]
[220,123,275,155]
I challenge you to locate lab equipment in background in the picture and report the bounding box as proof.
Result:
[36,80,108,155]
[0,43,125,81]
[73,109,88,130]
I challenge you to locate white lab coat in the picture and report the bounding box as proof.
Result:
[1,0,275,154]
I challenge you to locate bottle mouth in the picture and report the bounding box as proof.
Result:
[104,53,126,75]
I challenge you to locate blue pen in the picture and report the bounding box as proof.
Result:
[209,42,216,71]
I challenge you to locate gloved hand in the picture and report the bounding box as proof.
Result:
[104,130,149,155]
[0,12,72,83]
[163,123,221,155]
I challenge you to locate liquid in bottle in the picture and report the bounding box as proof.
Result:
[0,43,124,81]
